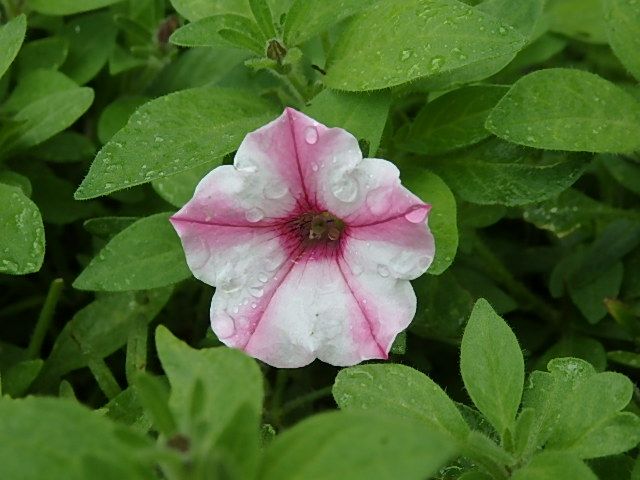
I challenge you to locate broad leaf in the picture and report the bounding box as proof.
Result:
[547,0,607,44]
[486,68,640,153]
[152,161,218,207]
[74,87,277,199]
[0,14,26,80]
[511,452,597,480]
[0,69,78,114]
[29,0,125,15]
[403,85,508,155]
[168,0,250,21]
[476,0,545,40]
[169,15,264,53]
[460,299,524,436]
[0,183,45,275]
[15,37,68,78]
[604,0,640,82]
[258,411,457,480]
[325,0,525,91]
[427,139,588,206]
[333,363,469,442]
[74,213,190,291]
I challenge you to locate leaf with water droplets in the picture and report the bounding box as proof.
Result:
[403,85,508,155]
[28,0,127,15]
[324,0,525,91]
[304,88,390,156]
[73,213,191,291]
[427,138,589,206]
[402,169,457,275]
[547,0,608,44]
[169,14,264,53]
[486,68,640,153]
[0,15,26,81]
[604,0,640,82]
[74,87,277,199]
[476,0,545,40]
[0,183,45,275]
[333,364,469,442]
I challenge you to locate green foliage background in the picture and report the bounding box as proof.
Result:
[1,0,640,478]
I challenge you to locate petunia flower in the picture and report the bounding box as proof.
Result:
[170,108,434,368]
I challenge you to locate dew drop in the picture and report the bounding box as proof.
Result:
[429,55,445,72]
[400,49,412,61]
[311,163,319,172]
[249,286,264,298]
[404,206,429,223]
[219,277,241,293]
[258,272,268,283]
[365,187,390,215]
[264,179,288,199]
[245,207,264,223]
[331,174,358,203]
[498,26,507,35]
[377,264,390,278]
[215,316,236,338]
[304,126,318,144]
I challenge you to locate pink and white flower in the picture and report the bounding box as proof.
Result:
[170,108,434,368]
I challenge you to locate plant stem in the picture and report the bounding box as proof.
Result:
[280,386,333,416]
[27,278,64,359]
[87,357,122,400]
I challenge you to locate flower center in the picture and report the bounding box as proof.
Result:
[295,211,345,243]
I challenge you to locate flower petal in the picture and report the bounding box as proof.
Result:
[211,257,395,368]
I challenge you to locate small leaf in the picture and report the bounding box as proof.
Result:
[258,411,457,480]
[601,155,640,195]
[283,0,377,47]
[403,85,508,155]
[152,161,219,208]
[325,0,525,91]
[74,87,276,199]
[486,68,640,153]
[304,89,391,157]
[0,14,26,80]
[460,299,524,436]
[333,363,469,442]
[170,15,264,53]
[134,372,176,436]
[0,69,78,114]
[569,261,623,324]
[604,0,640,82]
[16,37,69,77]
[249,0,276,39]
[97,96,150,145]
[74,213,190,291]
[168,0,250,22]
[0,183,45,275]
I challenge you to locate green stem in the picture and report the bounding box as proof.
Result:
[87,357,122,400]
[280,386,333,416]
[474,235,560,324]
[27,278,64,359]
[125,316,147,384]
[268,369,289,425]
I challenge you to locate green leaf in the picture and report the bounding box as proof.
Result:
[428,139,588,206]
[0,69,78,114]
[9,87,94,151]
[155,326,263,438]
[28,0,126,15]
[61,12,118,85]
[40,289,172,381]
[608,351,640,369]
[460,298,524,436]
[151,161,218,207]
[84,216,138,240]
[0,183,45,275]
[168,0,250,21]
[169,15,264,53]
[74,213,190,291]
[324,0,525,91]
[30,131,96,163]
[511,452,597,480]
[1,359,43,397]
[133,372,176,435]
[303,89,391,156]
[569,261,623,324]
[402,169,458,275]
[548,0,608,44]
[476,0,545,40]
[604,0,640,82]
[546,371,640,458]
[403,85,508,155]
[0,397,153,480]
[97,96,150,144]
[249,0,276,39]
[0,14,26,81]
[333,363,469,442]
[535,336,607,373]
[485,68,640,153]
[258,411,457,480]
[602,155,640,195]
[74,87,276,199]
[16,37,69,77]
[283,0,377,47]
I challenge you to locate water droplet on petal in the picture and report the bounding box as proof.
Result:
[365,187,391,215]
[377,264,390,277]
[349,261,363,277]
[245,207,264,222]
[311,163,319,172]
[258,272,268,283]
[215,316,235,338]
[249,286,264,298]
[264,179,288,199]
[304,126,318,144]
[219,277,241,293]
[331,173,358,203]
[404,206,429,223]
